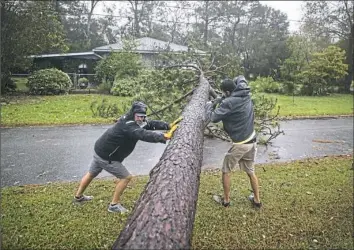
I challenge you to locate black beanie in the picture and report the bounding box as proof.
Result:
[220,78,236,92]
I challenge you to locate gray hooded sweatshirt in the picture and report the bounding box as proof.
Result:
[206,79,255,143]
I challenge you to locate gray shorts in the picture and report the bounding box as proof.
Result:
[88,152,130,179]
[222,142,257,174]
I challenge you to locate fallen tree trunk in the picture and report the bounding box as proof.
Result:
[112,74,210,250]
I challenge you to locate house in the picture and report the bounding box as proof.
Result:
[29,37,206,87]
[92,37,205,67]
[31,37,205,72]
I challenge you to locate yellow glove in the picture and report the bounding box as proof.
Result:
[169,116,183,128]
[164,124,179,140]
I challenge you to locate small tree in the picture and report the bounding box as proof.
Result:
[298,46,348,95]
[94,40,142,87]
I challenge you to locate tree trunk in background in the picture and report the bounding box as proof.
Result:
[345,23,353,92]
[203,1,209,47]
[112,74,210,250]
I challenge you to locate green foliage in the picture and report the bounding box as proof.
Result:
[1,74,16,93]
[279,81,302,95]
[252,94,278,120]
[280,35,318,85]
[78,77,89,85]
[297,46,348,95]
[134,69,197,122]
[249,76,281,93]
[1,1,67,93]
[94,41,142,85]
[90,98,129,118]
[27,68,72,95]
[111,77,137,97]
[96,79,112,93]
[12,77,29,92]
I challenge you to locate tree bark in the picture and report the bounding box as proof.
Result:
[112,74,210,250]
[345,23,353,92]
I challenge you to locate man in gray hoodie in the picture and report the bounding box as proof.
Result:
[206,76,261,209]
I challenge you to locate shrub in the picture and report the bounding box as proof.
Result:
[111,77,137,97]
[78,77,89,85]
[249,76,281,93]
[27,68,72,95]
[90,98,129,118]
[296,46,348,96]
[96,79,113,93]
[1,73,16,93]
[78,77,89,89]
[279,81,302,95]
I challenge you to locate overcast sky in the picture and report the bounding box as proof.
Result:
[260,1,304,32]
[95,1,304,33]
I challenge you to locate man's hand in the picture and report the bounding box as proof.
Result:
[213,95,225,105]
[164,124,179,140]
[169,116,183,129]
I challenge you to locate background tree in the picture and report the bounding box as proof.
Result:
[279,34,318,94]
[237,3,289,77]
[117,1,163,38]
[301,0,354,92]
[298,46,348,95]
[1,1,67,92]
[53,0,107,52]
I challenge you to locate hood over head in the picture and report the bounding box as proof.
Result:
[124,101,147,120]
[232,75,250,97]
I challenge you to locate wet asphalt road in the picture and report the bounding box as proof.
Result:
[1,117,353,187]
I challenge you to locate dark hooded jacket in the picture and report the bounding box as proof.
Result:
[206,77,255,143]
[94,104,169,162]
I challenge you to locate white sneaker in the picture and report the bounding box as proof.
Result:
[73,195,93,204]
[108,203,129,213]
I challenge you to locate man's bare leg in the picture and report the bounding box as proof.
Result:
[247,172,260,203]
[222,172,231,203]
[111,175,133,204]
[75,172,94,197]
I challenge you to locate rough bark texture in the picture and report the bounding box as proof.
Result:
[112,75,210,250]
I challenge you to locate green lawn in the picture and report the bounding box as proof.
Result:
[1,93,352,127]
[1,95,132,127]
[266,93,353,117]
[1,156,352,249]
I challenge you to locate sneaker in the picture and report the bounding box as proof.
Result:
[248,193,262,209]
[108,203,129,213]
[213,195,230,207]
[73,195,93,204]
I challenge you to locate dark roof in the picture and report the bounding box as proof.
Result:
[29,52,102,60]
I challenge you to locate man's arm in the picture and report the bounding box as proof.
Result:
[206,99,232,123]
[144,120,169,130]
[128,124,167,143]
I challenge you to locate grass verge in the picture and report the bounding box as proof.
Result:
[1,93,353,127]
[1,155,353,249]
[266,93,353,117]
[1,95,131,127]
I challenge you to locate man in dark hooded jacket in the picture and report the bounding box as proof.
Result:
[73,101,181,213]
[206,76,262,209]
